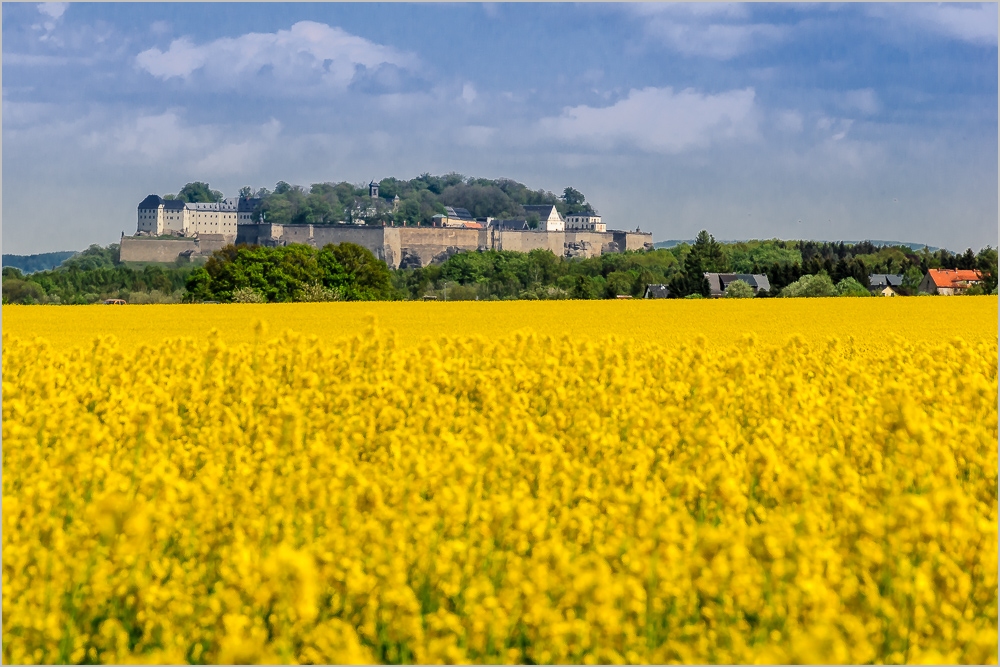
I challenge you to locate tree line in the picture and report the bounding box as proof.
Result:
[3,234,996,304]
[2,245,194,305]
[184,243,396,303]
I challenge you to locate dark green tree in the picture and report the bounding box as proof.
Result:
[689,230,727,273]
[176,182,223,203]
[977,246,998,293]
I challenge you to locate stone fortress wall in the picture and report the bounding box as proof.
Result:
[122,224,653,269]
[219,224,653,269]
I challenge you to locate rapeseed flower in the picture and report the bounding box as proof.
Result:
[2,300,997,664]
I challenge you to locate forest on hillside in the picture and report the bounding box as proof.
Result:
[3,234,996,304]
[160,176,597,228]
[2,251,78,274]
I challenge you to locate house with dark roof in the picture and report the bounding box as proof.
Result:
[521,204,565,231]
[918,269,983,295]
[868,274,903,294]
[644,284,670,299]
[704,273,771,297]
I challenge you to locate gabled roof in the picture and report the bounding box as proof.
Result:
[237,197,261,213]
[705,273,770,293]
[490,219,529,230]
[443,206,474,220]
[927,268,982,287]
[138,194,163,210]
[743,273,770,292]
[138,195,185,211]
[869,274,904,287]
[644,284,670,299]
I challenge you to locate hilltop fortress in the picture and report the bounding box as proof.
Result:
[121,182,653,269]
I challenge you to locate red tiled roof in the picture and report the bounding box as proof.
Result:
[927,269,982,288]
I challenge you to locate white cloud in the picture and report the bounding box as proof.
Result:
[631,4,786,59]
[868,3,998,46]
[839,88,879,116]
[150,21,171,36]
[815,116,854,141]
[647,21,787,59]
[455,125,496,148]
[80,111,283,176]
[911,3,998,45]
[461,83,477,104]
[775,110,804,134]
[2,53,78,67]
[194,119,282,176]
[37,3,68,20]
[135,21,415,92]
[632,4,749,20]
[538,86,758,154]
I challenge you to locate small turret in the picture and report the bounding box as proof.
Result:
[369,180,379,199]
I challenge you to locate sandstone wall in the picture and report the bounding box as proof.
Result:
[236,223,280,246]
[120,237,199,263]
[396,227,482,269]
[491,230,565,255]
[127,225,656,268]
[195,234,237,254]
[615,231,654,252]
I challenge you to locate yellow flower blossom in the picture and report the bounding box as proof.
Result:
[2,299,997,664]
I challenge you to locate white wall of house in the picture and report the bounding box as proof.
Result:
[184,207,238,235]
[542,207,564,232]
[137,207,164,235]
[564,214,605,232]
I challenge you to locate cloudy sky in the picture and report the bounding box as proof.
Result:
[3,2,997,254]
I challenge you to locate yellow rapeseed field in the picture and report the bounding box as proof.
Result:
[2,296,997,350]
[3,299,998,664]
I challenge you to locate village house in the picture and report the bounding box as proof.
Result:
[869,274,904,296]
[644,284,670,299]
[704,273,771,298]
[878,284,899,297]
[918,268,983,295]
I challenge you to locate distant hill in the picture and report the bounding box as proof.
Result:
[3,251,78,274]
[654,239,943,252]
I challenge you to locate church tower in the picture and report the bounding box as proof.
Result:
[369,180,379,199]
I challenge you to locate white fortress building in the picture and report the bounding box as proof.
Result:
[136,195,260,238]
[123,187,651,268]
[564,213,606,232]
[522,204,565,231]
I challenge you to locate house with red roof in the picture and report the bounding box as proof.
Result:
[918,268,983,295]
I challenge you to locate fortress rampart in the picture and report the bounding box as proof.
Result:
[121,224,654,269]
